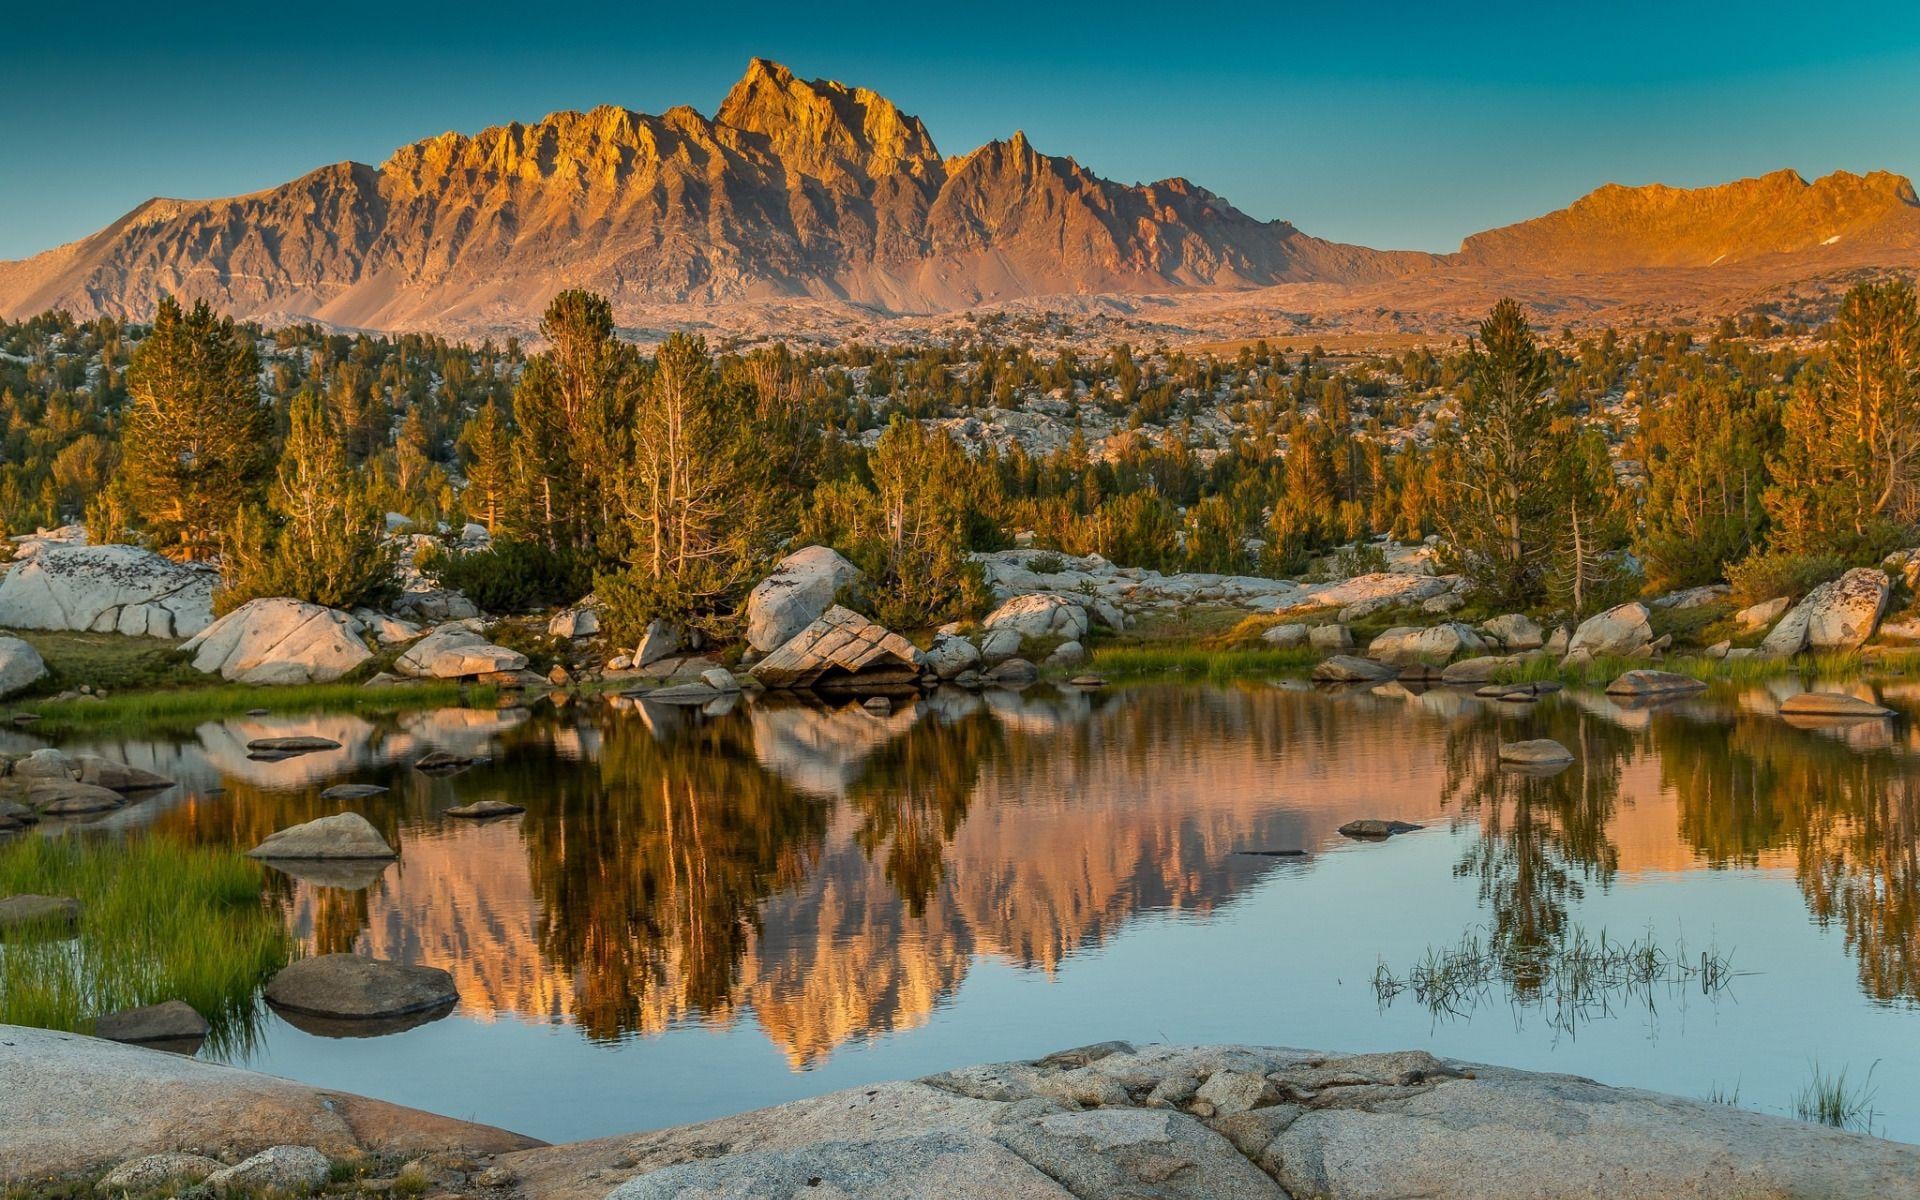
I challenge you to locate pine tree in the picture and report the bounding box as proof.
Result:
[119,298,273,559]
[511,291,639,559]
[216,392,396,613]
[457,403,517,534]
[1765,279,1920,558]
[1435,298,1566,606]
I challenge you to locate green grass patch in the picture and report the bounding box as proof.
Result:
[1493,651,1870,688]
[1085,643,1318,682]
[5,629,207,696]
[16,679,496,734]
[0,836,293,1053]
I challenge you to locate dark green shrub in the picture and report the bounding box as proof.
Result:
[422,539,590,614]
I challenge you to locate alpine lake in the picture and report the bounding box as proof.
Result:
[7,668,1920,1145]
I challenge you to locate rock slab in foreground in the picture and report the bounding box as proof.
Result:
[0,1026,538,1178]
[502,1042,1920,1200]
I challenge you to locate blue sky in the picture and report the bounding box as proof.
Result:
[4,1,1919,260]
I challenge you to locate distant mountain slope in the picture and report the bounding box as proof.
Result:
[1,60,1916,338]
[1450,169,1920,275]
[0,59,1423,334]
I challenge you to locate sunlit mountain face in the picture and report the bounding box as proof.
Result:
[31,675,1920,1141]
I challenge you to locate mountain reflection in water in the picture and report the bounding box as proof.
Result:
[14,675,1920,1141]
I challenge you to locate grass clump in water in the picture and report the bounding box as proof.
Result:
[1372,925,1737,1037]
[1792,1060,1879,1132]
[0,835,292,1053]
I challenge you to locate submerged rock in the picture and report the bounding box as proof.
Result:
[1604,669,1708,699]
[1779,692,1894,718]
[320,783,389,801]
[445,799,524,818]
[1310,655,1397,683]
[0,893,81,935]
[246,735,342,754]
[1338,819,1423,839]
[247,812,396,860]
[1498,739,1574,767]
[264,953,457,1021]
[93,1000,209,1052]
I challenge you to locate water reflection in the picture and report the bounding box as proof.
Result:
[16,673,1920,1075]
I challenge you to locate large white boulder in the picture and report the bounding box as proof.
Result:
[1734,596,1790,631]
[1567,602,1654,657]
[746,546,863,653]
[1481,613,1543,651]
[1367,623,1487,667]
[983,593,1090,641]
[0,544,215,638]
[924,631,983,679]
[0,636,47,699]
[181,599,374,685]
[394,624,528,679]
[1761,568,1890,656]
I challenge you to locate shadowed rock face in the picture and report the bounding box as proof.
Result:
[503,1041,1920,1200]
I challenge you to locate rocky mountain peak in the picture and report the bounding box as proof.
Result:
[717,57,943,185]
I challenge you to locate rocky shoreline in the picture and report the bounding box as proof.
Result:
[5,1026,1917,1198]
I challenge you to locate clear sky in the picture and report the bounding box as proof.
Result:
[5,1,1919,261]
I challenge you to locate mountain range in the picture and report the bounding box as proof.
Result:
[3,58,1917,340]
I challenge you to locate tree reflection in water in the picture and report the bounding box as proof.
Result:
[1442,701,1634,995]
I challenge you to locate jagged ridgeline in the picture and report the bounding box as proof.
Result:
[3,58,1917,337]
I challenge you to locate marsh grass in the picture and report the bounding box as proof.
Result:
[0,835,292,1053]
[1493,651,1871,689]
[1085,644,1318,682]
[1372,925,1737,1037]
[1793,1060,1880,1132]
[18,680,494,734]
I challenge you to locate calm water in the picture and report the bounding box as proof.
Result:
[10,675,1920,1143]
